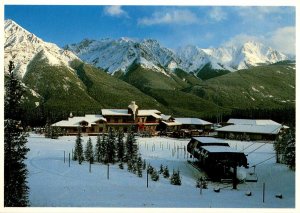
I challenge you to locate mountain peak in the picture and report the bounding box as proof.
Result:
[4,19,79,79]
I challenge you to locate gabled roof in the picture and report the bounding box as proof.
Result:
[52,114,106,127]
[138,110,161,119]
[174,118,212,125]
[203,146,242,153]
[161,120,181,126]
[101,109,131,116]
[216,124,282,135]
[161,114,172,121]
[227,118,281,126]
[192,137,228,144]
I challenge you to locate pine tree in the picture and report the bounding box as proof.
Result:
[136,155,143,177]
[100,134,107,163]
[117,131,125,162]
[170,170,181,185]
[4,61,30,206]
[50,126,60,139]
[74,128,84,164]
[283,129,295,169]
[163,166,170,178]
[159,164,164,174]
[125,129,138,162]
[151,169,159,181]
[44,119,51,138]
[94,135,102,163]
[106,129,116,164]
[127,159,133,172]
[84,137,94,163]
[274,128,295,169]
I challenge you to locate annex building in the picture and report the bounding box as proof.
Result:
[215,118,288,140]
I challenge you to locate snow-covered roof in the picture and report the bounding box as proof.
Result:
[174,118,212,125]
[161,121,182,126]
[101,109,131,116]
[216,124,282,135]
[52,114,106,127]
[138,110,161,119]
[227,119,282,126]
[161,114,172,121]
[203,146,241,153]
[192,137,227,144]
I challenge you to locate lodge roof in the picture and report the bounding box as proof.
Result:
[215,124,282,135]
[52,114,106,127]
[101,109,131,116]
[138,110,161,119]
[227,118,281,126]
[174,118,212,125]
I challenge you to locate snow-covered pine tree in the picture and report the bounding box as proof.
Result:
[100,133,107,163]
[127,159,133,172]
[163,166,170,178]
[159,164,164,174]
[4,61,30,206]
[44,119,51,138]
[106,129,116,164]
[50,126,60,139]
[84,137,94,163]
[125,128,138,162]
[74,128,84,164]
[94,134,101,163]
[117,131,125,162]
[136,155,143,177]
[170,170,181,185]
[150,168,159,181]
[283,128,295,170]
[274,128,295,169]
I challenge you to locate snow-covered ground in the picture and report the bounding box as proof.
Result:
[25,133,295,208]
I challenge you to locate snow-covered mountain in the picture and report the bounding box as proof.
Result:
[4,19,290,79]
[4,19,79,79]
[178,41,288,71]
[65,38,182,75]
[66,38,289,75]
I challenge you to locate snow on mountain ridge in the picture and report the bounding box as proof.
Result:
[67,37,289,75]
[66,37,181,75]
[4,19,79,79]
[4,19,290,79]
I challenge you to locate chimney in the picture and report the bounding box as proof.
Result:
[128,101,138,120]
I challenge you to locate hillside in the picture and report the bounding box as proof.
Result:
[187,62,295,109]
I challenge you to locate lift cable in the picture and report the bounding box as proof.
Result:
[246,142,268,156]
[240,142,256,152]
[251,155,276,167]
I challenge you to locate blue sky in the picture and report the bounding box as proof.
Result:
[4,5,296,54]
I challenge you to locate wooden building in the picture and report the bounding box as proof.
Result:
[51,114,107,135]
[187,137,248,184]
[52,101,162,135]
[216,119,287,141]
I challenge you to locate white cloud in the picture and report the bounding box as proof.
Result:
[236,6,293,22]
[138,9,198,25]
[222,26,295,55]
[209,7,227,22]
[104,6,128,18]
[269,26,295,55]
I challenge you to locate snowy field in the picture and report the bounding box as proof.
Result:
[25,133,295,208]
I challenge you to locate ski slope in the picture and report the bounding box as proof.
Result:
[25,134,295,208]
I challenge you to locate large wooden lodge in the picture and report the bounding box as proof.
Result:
[52,101,287,139]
